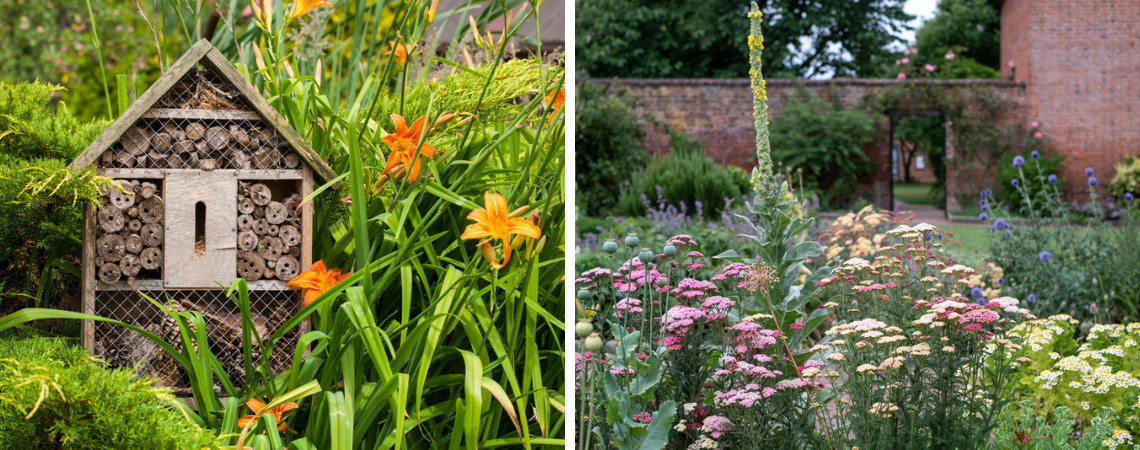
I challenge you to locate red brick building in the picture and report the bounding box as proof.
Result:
[997,0,1140,196]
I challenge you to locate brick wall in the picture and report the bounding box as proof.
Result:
[593,78,1026,211]
[1001,0,1140,198]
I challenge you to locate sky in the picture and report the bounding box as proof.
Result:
[899,0,939,45]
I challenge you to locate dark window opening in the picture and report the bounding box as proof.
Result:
[195,201,206,257]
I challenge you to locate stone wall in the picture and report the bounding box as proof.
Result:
[592,78,1027,211]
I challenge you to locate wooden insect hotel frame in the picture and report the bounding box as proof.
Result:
[70,40,340,394]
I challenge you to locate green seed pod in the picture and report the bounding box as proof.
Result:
[602,240,619,254]
[577,289,592,301]
[584,332,604,352]
[625,234,640,248]
[575,319,594,336]
[638,249,655,263]
[663,245,677,257]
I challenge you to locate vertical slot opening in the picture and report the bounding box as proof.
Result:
[195,201,206,257]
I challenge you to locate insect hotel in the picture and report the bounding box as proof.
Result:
[70,40,339,394]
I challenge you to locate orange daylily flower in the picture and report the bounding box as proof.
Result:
[385,41,421,68]
[288,260,352,306]
[461,192,542,269]
[545,88,565,122]
[380,113,437,182]
[289,0,333,19]
[237,397,299,432]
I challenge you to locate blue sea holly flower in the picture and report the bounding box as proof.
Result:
[1039,251,1051,262]
[970,287,983,298]
[1127,193,1134,202]
[1086,167,1094,176]
[976,297,987,305]
[1012,179,1020,187]
[1089,177,1098,186]
[979,212,988,220]
[925,232,932,241]
[1027,293,1036,303]
[1003,205,1010,211]
[1013,156,1025,168]
[1031,151,1040,160]
[1048,174,1057,184]
[994,218,1008,230]
[998,278,1004,285]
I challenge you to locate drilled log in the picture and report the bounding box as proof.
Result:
[253,205,266,218]
[97,234,126,262]
[126,205,139,218]
[140,223,164,247]
[284,246,300,258]
[98,263,122,283]
[284,194,302,215]
[162,122,184,141]
[119,254,141,277]
[140,247,162,270]
[238,197,255,215]
[108,181,135,209]
[265,202,287,225]
[118,229,131,239]
[127,219,142,233]
[230,150,252,169]
[139,197,164,223]
[257,236,283,261]
[125,234,143,253]
[237,214,255,231]
[267,225,279,237]
[248,183,272,206]
[279,225,301,247]
[121,127,150,156]
[263,267,276,279]
[200,158,217,171]
[253,218,270,235]
[230,126,252,148]
[275,256,300,281]
[98,206,125,233]
[237,230,259,252]
[238,253,265,281]
[185,122,206,140]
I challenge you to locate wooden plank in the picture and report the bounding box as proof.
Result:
[164,172,238,288]
[142,108,262,121]
[98,168,302,180]
[70,39,215,171]
[199,47,342,189]
[83,206,96,352]
[95,279,165,291]
[300,168,312,346]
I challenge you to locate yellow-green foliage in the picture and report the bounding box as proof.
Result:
[375,59,560,133]
[0,81,113,317]
[1110,155,1140,198]
[1006,315,1140,440]
[0,332,219,448]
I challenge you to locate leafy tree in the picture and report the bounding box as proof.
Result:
[577,0,913,78]
[769,83,880,208]
[576,81,649,215]
[914,0,1001,71]
[895,116,945,184]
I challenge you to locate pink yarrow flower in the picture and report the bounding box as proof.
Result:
[898,73,906,80]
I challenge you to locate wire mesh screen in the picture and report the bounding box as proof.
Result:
[95,179,165,284]
[97,67,302,172]
[90,286,301,395]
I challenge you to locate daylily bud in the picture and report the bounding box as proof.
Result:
[478,241,500,268]
[283,60,295,79]
[424,0,440,25]
[315,59,323,87]
[469,16,484,47]
[252,42,267,72]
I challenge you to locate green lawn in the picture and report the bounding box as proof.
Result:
[938,223,990,268]
[894,182,938,206]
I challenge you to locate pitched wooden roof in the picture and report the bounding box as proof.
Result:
[71,39,340,187]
